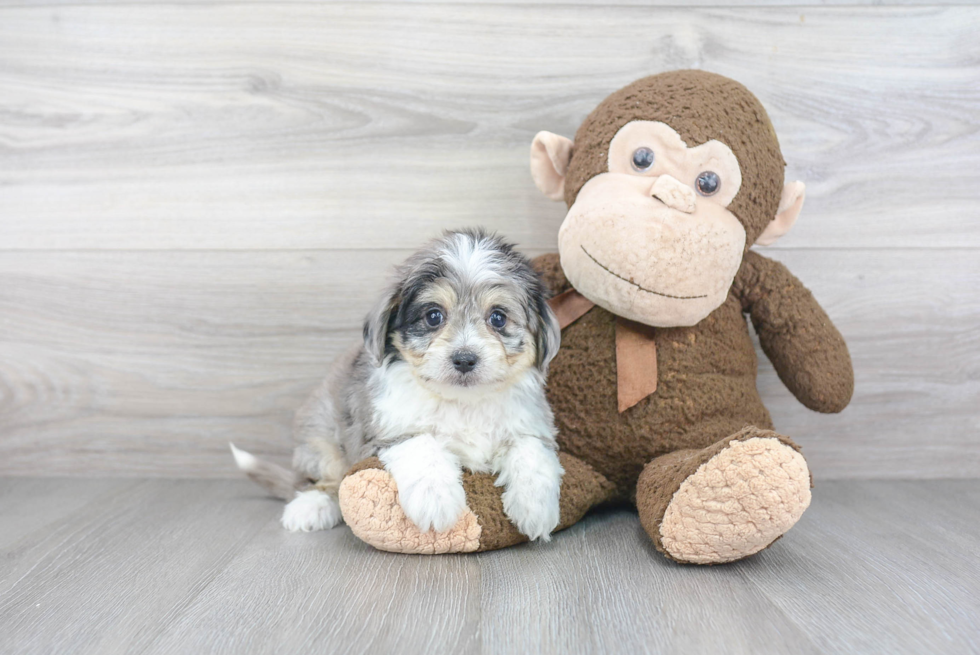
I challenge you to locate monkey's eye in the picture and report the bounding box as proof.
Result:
[488,310,507,329]
[631,147,655,172]
[695,171,721,196]
[425,309,444,328]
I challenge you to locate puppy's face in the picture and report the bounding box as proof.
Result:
[364,231,560,400]
[394,278,535,396]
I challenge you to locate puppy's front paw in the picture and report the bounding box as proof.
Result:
[496,439,564,542]
[398,474,467,533]
[380,434,467,534]
[502,485,561,542]
[281,490,343,532]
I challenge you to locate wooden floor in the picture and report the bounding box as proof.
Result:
[1,478,977,655]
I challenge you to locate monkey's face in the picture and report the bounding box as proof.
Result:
[531,72,807,328]
[557,121,745,328]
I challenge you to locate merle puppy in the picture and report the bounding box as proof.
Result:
[233,229,564,541]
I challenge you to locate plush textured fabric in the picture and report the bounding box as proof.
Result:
[758,181,806,246]
[530,131,573,201]
[658,438,810,564]
[338,71,852,564]
[564,70,785,249]
[734,250,854,413]
[635,428,811,564]
[537,252,776,497]
[605,121,743,205]
[339,464,482,554]
[340,454,616,553]
[549,290,661,412]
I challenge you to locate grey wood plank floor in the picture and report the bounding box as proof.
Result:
[1,479,978,655]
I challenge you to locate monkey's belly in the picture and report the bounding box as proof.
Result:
[546,303,772,496]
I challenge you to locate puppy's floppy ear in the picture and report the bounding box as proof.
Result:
[533,294,562,374]
[363,281,400,367]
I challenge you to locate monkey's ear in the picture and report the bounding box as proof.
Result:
[530,131,574,201]
[756,181,806,246]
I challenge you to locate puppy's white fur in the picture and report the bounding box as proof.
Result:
[380,435,466,533]
[495,437,564,541]
[282,490,343,532]
[374,362,560,535]
[234,230,563,541]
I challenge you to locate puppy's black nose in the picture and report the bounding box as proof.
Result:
[452,351,479,373]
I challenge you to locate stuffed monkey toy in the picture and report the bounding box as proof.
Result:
[338,70,854,564]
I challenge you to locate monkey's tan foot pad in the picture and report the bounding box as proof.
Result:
[661,437,810,564]
[638,430,812,565]
[338,467,482,554]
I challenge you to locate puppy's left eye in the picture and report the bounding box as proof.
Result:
[488,311,507,329]
[425,309,444,327]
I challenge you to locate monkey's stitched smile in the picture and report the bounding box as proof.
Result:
[580,245,708,300]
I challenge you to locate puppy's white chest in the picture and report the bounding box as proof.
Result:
[371,361,548,472]
[428,402,507,472]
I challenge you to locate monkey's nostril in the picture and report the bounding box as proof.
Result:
[451,351,479,373]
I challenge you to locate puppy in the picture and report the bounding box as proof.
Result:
[232,229,564,541]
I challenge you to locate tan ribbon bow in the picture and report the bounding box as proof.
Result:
[547,289,658,413]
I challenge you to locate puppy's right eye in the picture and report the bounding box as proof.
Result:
[488,311,507,329]
[424,309,444,327]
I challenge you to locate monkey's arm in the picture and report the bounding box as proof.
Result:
[531,253,573,296]
[735,250,854,413]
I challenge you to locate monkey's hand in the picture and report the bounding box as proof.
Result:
[735,250,854,413]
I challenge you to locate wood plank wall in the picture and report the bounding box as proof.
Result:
[1,3,978,479]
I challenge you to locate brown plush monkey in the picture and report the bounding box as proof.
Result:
[339,70,853,564]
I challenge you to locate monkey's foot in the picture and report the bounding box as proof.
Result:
[338,460,481,554]
[637,427,812,565]
[338,454,615,554]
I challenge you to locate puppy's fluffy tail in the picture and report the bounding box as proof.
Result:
[230,443,306,500]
